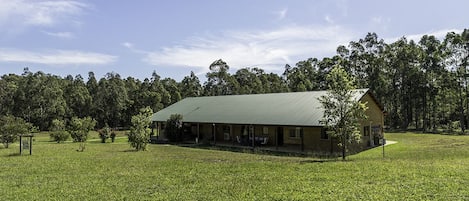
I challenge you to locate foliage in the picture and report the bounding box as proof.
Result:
[165,114,184,142]
[127,107,153,151]
[49,119,70,143]
[0,115,34,148]
[68,117,97,152]
[319,65,368,160]
[1,29,469,133]
[98,123,111,143]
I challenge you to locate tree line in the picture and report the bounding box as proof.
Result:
[0,29,468,133]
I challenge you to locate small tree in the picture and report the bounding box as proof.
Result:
[98,123,111,143]
[110,130,116,142]
[69,117,97,152]
[0,115,33,148]
[165,114,183,142]
[49,119,70,143]
[318,65,368,160]
[128,107,153,151]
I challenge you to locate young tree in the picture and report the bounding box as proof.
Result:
[49,119,70,143]
[69,117,97,152]
[98,123,111,143]
[0,115,34,148]
[128,107,153,151]
[318,65,368,160]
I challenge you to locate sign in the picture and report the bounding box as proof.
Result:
[22,140,29,150]
[380,138,386,145]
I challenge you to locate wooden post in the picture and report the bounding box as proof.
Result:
[251,125,255,149]
[276,127,279,151]
[213,123,216,145]
[300,128,304,152]
[197,123,200,144]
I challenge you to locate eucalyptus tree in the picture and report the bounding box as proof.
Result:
[204,59,239,96]
[64,75,92,119]
[234,67,264,94]
[418,35,445,131]
[180,71,202,98]
[161,77,182,105]
[94,72,129,128]
[443,29,469,132]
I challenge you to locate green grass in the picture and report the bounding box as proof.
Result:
[1,132,469,200]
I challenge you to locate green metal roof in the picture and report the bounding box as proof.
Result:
[151,89,370,127]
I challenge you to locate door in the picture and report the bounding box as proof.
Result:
[277,127,284,146]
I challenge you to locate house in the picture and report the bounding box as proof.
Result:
[151,89,385,154]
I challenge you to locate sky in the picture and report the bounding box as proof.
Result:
[0,0,468,81]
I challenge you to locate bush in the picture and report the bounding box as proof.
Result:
[128,107,153,151]
[49,119,70,143]
[98,124,111,143]
[110,131,116,142]
[165,114,183,142]
[69,117,96,152]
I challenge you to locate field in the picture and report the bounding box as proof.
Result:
[1,132,469,200]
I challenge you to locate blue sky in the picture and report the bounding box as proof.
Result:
[0,0,467,81]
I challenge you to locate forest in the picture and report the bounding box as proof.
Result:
[0,29,468,133]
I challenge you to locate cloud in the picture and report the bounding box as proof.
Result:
[385,28,463,43]
[42,31,74,39]
[143,25,357,73]
[0,49,117,65]
[0,0,88,32]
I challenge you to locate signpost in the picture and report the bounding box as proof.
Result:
[380,138,386,158]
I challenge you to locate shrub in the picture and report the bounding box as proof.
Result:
[128,107,153,151]
[110,131,116,142]
[49,119,70,143]
[69,117,96,152]
[165,114,183,142]
[98,124,111,143]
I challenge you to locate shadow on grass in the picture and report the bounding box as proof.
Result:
[299,159,337,164]
[177,143,340,159]
[4,152,22,157]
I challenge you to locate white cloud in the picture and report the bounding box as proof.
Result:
[385,28,463,43]
[0,49,117,65]
[0,0,88,31]
[42,31,74,39]
[143,25,357,73]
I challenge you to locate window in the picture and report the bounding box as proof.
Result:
[289,127,302,138]
[364,126,370,136]
[321,128,329,140]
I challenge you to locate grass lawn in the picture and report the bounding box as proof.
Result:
[1,132,469,200]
